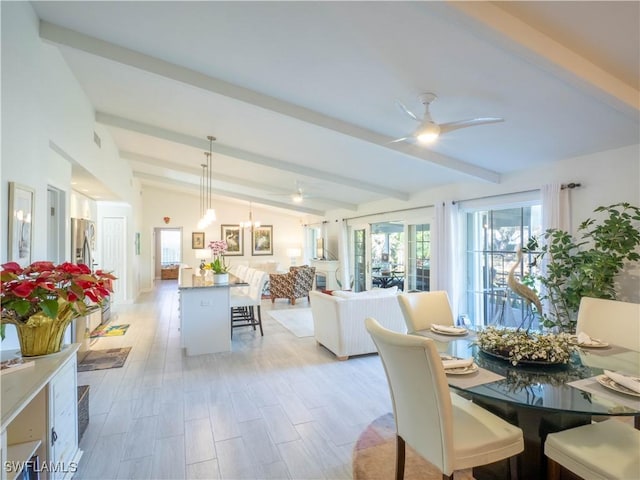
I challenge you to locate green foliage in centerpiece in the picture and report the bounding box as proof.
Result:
[523,203,640,333]
[476,326,575,366]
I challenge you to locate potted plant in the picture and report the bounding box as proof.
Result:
[1,261,116,356]
[523,202,640,333]
[207,240,230,284]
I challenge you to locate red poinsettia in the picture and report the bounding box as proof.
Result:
[1,261,116,325]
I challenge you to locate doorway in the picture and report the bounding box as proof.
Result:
[47,186,66,263]
[154,228,182,279]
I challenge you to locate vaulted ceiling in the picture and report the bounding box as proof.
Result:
[32,1,640,217]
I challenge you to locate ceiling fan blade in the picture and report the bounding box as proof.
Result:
[439,117,504,134]
[389,136,412,144]
[396,101,421,122]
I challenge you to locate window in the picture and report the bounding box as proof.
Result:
[463,205,542,328]
[160,229,181,266]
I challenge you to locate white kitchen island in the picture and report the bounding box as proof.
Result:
[178,269,246,356]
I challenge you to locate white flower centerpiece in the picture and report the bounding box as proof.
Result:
[476,326,575,366]
[475,248,575,367]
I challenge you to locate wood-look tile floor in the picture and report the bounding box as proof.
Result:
[75,281,391,480]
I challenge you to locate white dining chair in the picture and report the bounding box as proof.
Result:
[544,419,640,480]
[576,297,640,351]
[365,317,523,480]
[397,290,454,334]
[231,271,269,336]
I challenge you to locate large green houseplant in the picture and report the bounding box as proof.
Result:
[524,202,640,333]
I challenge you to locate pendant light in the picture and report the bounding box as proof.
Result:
[197,162,209,230]
[197,135,216,229]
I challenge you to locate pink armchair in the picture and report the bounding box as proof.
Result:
[269,266,316,305]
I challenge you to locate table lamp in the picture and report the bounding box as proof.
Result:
[195,249,211,271]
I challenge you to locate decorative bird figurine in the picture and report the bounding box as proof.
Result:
[508,248,543,330]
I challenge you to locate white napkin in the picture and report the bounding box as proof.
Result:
[442,358,474,370]
[604,370,640,394]
[577,331,598,345]
[432,324,467,334]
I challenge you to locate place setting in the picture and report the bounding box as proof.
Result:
[596,370,640,398]
[429,324,469,336]
[570,331,609,349]
[440,354,478,375]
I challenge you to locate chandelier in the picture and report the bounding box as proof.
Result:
[197,135,216,229]
[240,202,261,229]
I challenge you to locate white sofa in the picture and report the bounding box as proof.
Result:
[309,288,406,360]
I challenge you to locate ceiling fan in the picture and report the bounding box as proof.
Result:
[270,181,317,203]
[391,93,504,144]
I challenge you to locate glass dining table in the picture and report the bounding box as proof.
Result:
[419,330,640,480]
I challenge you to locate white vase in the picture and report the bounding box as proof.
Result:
[213,273,229,284]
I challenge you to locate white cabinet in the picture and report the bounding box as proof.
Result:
[1,345,82,480]
[179,284,231,356]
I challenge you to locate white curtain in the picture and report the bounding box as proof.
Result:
[541,183,570,232]
[337,219,350,289]
[432,201,460,319]
[302,225,312,266]
[539,183,570,317]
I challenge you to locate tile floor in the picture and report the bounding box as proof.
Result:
[74,281,391,479]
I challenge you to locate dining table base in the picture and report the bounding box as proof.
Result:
[471,396,591,480]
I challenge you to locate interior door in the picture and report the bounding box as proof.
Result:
[102,217,126,304]
[351,223,371,292]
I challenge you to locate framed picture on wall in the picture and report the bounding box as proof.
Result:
[192,231,205,249]
[221,225,243,256]
[252,225,273,256]
[8,182,35,267]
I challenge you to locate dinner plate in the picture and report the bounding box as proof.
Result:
[569,336,609,348]
[430,325,468,336]
[445,363,479,375]
[596,374,640,397]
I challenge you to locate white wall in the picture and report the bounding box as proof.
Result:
[139,186,306,291]
[1,3,140,347]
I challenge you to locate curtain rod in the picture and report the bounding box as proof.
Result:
[340,183,581,222]
[452,183,580,205]
[343,204,435,222]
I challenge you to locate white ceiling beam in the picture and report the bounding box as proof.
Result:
[134,172,327,216]
[445,2,639,115]
[98,112,408,201]
[40,20,500,183]
[123,151,358,210]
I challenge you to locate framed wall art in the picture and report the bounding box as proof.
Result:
[252,225,273,256]
[192,231,205,249]
[221,224,243,256]
[8,182,35,267]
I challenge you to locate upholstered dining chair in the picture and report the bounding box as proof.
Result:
[269,265,316,305]
[231,271,269,336]
[576,297,640,351]
[364,317,523,480]
[544,419,640,480]
[397,290,454,334]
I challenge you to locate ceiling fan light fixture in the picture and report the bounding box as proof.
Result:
[292,192,304,203]
[416,122,440,144]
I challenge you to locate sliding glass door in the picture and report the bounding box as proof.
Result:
[351,224,371,292]
[406,223,431,291]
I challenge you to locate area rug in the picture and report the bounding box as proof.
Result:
[90,324,130,338]
[353,413,474,480]
[77,347,132,372]
[268,308,314,337]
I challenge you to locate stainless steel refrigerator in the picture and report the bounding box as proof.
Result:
[71,218,96,269]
